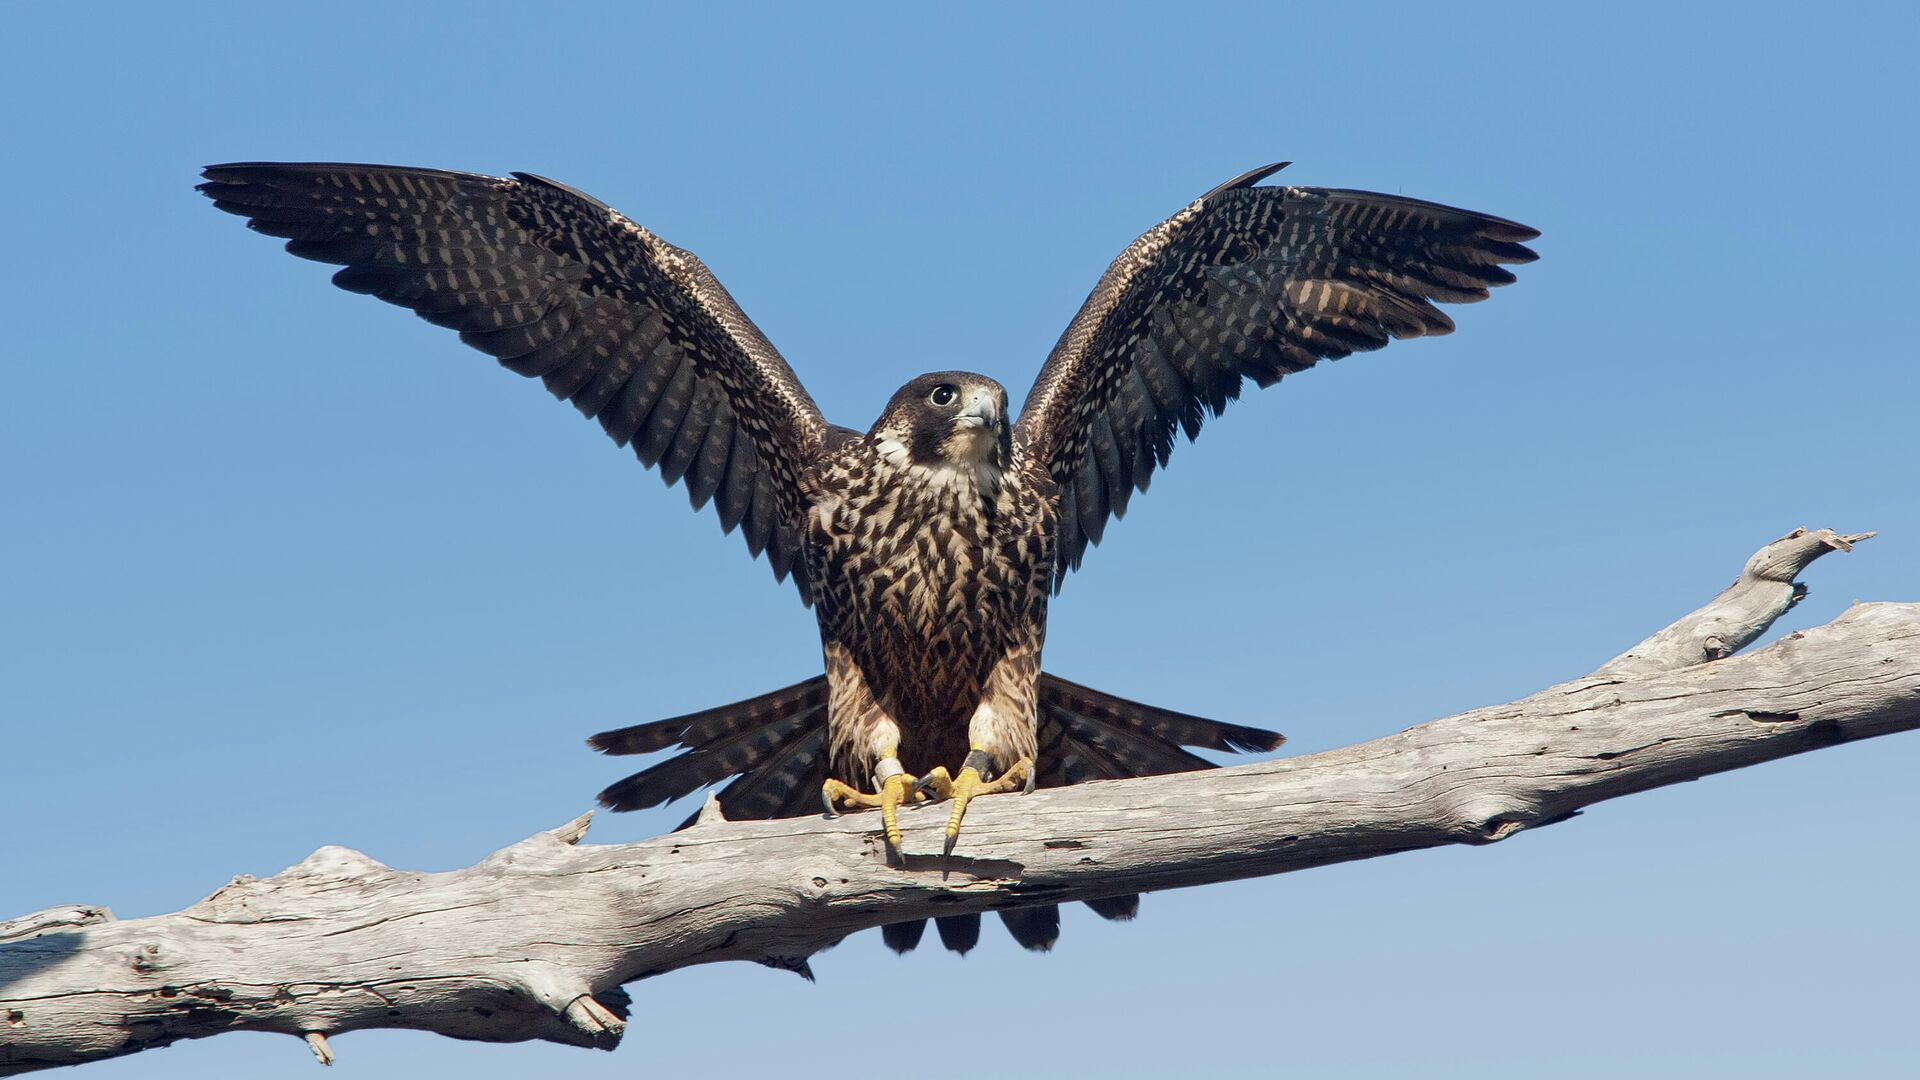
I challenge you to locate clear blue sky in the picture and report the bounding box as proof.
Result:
[5,3,1917,1077]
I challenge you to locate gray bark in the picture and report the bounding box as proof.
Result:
[2,528,1911,1075]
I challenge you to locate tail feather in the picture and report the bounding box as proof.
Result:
[682,727,827,827]
[935,914,981,954]
[1047,707,1216,777]
[999,905,1060,951]
[1048,732,1127,785]
[881,919,927,954]
[1084,894,1140,921]
[590,675,829,815]
[1039,674,1285,754]
[587,670,1281,954]
[595,709,818,812]
[588,676,829,755]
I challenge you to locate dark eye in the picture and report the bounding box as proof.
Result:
[928,384,958,407]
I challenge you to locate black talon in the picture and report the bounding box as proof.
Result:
[821,790,838,818]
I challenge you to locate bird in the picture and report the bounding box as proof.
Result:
[199,160,1538,954]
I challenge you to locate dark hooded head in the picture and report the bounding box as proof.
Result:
[869,371,1010,473]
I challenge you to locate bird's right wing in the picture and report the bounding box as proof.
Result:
[200,162,833,602]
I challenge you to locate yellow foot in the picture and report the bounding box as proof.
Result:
[915,750,1034,859]
[822,765,921,862]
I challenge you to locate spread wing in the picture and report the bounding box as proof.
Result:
[1014,163,1539,586]
[199,162,832,602]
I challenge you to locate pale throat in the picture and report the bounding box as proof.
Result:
[874,429,1004,504]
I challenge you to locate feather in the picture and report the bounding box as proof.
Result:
[999,906,1060,952]
[588,676,828,756]
[594,710,815,812]
[935,915,981,955]
[1039,674,1284,754]
[1085,894,1140,921]
[881,920,927,954]
[698,727,828,827]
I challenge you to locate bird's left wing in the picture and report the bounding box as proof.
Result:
[199,163,832,602]
[1014,164,1539,587]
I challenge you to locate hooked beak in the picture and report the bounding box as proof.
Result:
[955,387,1005,431]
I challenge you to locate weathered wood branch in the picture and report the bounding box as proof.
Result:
[1597,527,1876,674]
[3,528,1913,1075]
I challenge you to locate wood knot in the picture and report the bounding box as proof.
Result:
[131,943,166,974]
[1480,816,1526,842]
[1449,795,1540,844]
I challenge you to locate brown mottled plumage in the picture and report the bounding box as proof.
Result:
[200,160,1537,954]
[811,373,1051,790]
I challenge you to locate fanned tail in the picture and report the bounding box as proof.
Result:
[588,676,830,819]
[589,675,829,757]
[587,671,1282,954]
[1038,674,1287,758]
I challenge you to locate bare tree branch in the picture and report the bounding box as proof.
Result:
[2,528,1912,1075]
[1596,527,1875,674]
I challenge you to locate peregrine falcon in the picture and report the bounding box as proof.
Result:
[200,161,1537,952]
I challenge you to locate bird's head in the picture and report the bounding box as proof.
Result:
[870,371,1011,473]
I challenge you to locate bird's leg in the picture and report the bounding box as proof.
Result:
[915,749,1034,859]
[821,754,922,863]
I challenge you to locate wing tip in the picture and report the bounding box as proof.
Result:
[1202,160,1293,200]
[1488,219,1544,245]
[1464,212,1542,254]
[199,162,251,183]
[593,785,642,812]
